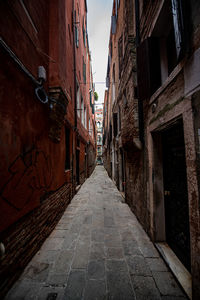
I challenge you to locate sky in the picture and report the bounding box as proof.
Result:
[87,0,113,106]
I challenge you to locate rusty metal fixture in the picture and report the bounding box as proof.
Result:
[0,242,5,259]
[152,102,157,113]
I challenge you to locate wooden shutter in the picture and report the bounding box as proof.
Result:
[137,37,161,100]
[83,58,86,84]
[171,0,182,59]
[113,113,118,137]
[111,15,116,34]
[118,36,123,79]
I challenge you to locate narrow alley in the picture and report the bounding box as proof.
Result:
[6,166,186,300]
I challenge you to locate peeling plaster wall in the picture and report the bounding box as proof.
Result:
[140,0,200,297]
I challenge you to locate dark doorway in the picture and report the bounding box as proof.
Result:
[162,121,191,271]
[85,146,87,178]
[76,149,80,185]
[120,148,125,192]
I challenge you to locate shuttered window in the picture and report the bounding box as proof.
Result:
[171,0,184,59]
[74,11,79,47]
[111,15,116,34]
[118,36,123,79]
[137,37,161,100]
[113,113,118,137]
[83,57,86,84]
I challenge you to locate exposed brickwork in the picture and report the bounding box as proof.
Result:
[139,1,200,299]
[103,1,200,298]
[0,184,72,299]
[103,0,146,229]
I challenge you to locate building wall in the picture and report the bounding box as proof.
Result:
[96,107,103,164]
[74,0,96,185]
[138,1,200,298]
[104,0,200,298]
[103,0,146,224]
[0,0,96,297]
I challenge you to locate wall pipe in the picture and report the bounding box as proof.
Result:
[0,37,49,105]
[72,0,77,188]
[0,37,42,86]
[73,3,77,130]
[134,0,144,144]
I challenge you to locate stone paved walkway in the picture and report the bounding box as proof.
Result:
[6,166,187,300]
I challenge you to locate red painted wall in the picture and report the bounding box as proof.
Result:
[0,0,75,232]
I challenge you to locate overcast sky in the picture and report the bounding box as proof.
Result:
[87,0,113,106]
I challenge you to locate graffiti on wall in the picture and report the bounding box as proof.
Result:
[0,147,53,211]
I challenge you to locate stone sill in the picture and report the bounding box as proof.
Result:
[149,60,185,105]
[155,242,192,299]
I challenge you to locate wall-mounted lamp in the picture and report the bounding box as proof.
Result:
[38,66,46,83]
[35,66,48,104]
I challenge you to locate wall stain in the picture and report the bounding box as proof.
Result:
[149,97,184,125]
[0,146,53,211]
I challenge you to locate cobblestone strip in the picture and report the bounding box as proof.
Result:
[5,166,187,300]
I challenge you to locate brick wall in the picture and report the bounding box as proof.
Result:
[87,144,96,176]
[0,184,72,299]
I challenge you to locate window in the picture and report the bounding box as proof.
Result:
[171,0,184,60]
[76,81,80,117]
[81,97,84,124]
[92,103,95,114]
[137,37,161,100]
[111,15,116,34]
[113,113,118,137]
[82,18,86,47]
[93,122,95,138]
[83,57,86,84]
[112,64,116,104]
[84,106,87,128]
[89,91,92,107]
[118,107,121,131]
[137,0,186,100]
[65,127,70,170]
[118,36,123,79]
[89,119,91,135]
[74,11,79,47]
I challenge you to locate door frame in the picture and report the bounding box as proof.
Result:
[151,117,187,242]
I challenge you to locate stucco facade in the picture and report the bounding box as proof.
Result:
[0,0,96,297]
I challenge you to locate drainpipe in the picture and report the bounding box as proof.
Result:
[73,0,77,189]
[135,0,140,46]
[73,1,77,130]
[135,0,144,144]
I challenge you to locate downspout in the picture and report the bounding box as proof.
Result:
[135,0,140,46]
[73,1,77,130]
[135,0,144,144]
[73,0,77,189]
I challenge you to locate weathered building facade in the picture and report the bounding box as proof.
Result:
[95,106,103,164]
[0,0,96,297]
[103,0,145,216]
[103,0,200,298]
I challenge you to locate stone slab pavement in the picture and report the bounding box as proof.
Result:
[5,166,187,300]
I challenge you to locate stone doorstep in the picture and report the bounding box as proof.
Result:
[155,242,192,299]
